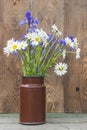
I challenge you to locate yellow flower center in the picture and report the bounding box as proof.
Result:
[68,42,71,45]
[58,66,64,71]
[35,37,40,42]
[13,45,18,50]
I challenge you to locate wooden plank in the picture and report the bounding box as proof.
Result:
[0,0,31,113]
[0,0,65,113]
[32,0,65,112]
[64,0,87,113]
[0,0,86,113]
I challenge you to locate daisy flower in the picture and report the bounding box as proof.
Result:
[18,41,28,50]
[76,48,81,59]
[3,38,17,55]
[73,37,79,49]
[10,41,19,52]
[52,24,62,37]
[31,32,41,46]
[62,49,66,59]
[25,32,32,40]
[6,38,15,45]
[35,29,48,47]
[65,37,74,48]
[54,62,68,76]
[3,46,11,56]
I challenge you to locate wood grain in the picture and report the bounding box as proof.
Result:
[64,0,87,113]
[32,0,65,112]
[0,0,31,113]
[0,0,87,113]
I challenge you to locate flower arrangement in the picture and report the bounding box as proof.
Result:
[3,11,81,77]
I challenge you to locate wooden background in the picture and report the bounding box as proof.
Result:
[0,0,87,113]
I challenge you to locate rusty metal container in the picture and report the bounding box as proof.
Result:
[20,77,46,124]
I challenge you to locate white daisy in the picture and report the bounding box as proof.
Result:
[18,41,28,50]
[76,48,81,59]
[36,29,48,39]
[3,46,11,56]
[65,37,74,48]
[6,38,15,45]
[31,32,41,46]
[73,37,79,49]
[54,62,68,76]
[62,49,66,59]
[3,38,16,55]
[52,24,62,37]
[25,33,32,40]
[35,29,48,47]
[10,41,19,52]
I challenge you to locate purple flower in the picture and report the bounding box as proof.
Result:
[29,18,39,31]
[20,11,39,32]
[13,51,18,56]
[68,36,74,42]
[47,34,53,42]
[25,11,33,25]
[36,66,38,73]
[29,28,36,33]
[70,47,74,51]
[50,45,55,51]
[25,11,39,31]
[59,39,66,46]
[26,11,31,19]
[22,34,26,40]
[19,19,25,26]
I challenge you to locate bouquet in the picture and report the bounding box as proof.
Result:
[3,11,81,77]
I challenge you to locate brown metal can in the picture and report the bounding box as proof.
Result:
[20,77,46,124]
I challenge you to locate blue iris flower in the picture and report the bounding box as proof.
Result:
[36,66,38,73]
[26,11,33,25]
[26,11,39,27]
[50,46,55,51]
[20,11,39,32]
[59,39,66,46]
[13,51,18,56]
[26,11,31,19]
[68,36,74,42]
[19,19,25,26]
[47,34,53,42]
[29,28,36,33]
[33,18,39,25]
[52,38,57,44]
[30,18,39,31]
[70,47,74,51]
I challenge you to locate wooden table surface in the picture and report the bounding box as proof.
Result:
[0,113,87,130]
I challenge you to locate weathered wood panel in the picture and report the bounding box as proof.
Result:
[64,0,87,113]
[0,0,32,113]
[0,0,65,113]
[32,0,65,112]
[0,0,87,113]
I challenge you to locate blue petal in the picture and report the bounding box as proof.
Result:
[68,36,74,42]
[47,34,53,42]
[59,39,66,46]
[19,19,25,26]
[25,11,31,18]
[34,19,39,24]
[70,47,74,51]
[13,51,18,56]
